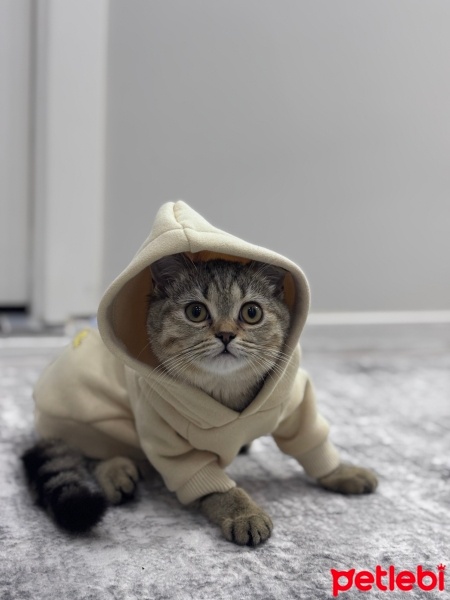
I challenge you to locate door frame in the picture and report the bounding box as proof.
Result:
[31,0,109,324]
[0,0,32,306]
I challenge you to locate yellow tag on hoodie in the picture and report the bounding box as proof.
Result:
[72,329,89,349]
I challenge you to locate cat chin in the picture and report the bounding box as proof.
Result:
[198,354,247,376]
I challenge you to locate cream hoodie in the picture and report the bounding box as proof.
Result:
[34,201,341,504]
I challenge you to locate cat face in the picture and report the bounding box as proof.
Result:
[147,255,290,388]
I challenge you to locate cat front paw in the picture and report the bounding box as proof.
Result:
[318,463,378,495]
[222,512,273,547]
[200,487,273,547]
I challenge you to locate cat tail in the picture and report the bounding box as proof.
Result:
[21,439,108,533]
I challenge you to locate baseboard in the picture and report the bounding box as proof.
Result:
[303,312,450,352]
[307,311,450,326]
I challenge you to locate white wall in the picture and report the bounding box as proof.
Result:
[3,1,448,321]
[105,0,450,313]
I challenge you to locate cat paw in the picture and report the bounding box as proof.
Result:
[200,487,273,547]
[222,511,273,547]
[318,463,378,495]
[94,457,139,504]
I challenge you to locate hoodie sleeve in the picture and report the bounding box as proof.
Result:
[131,398,236,504]
[272,371,341,479]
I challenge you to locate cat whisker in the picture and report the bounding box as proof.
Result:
[136,340,153,361]
[240,346,290,371]
[150,342,211,375]
[146,352,201,390]
[245,353,286,380]
[239,341,292,360]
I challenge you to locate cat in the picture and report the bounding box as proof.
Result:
[22,257,289,533]
[22,255,377,545]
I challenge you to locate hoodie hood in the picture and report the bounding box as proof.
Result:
[97,201,310,375]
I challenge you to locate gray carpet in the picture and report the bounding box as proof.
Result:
[1,325,449,600]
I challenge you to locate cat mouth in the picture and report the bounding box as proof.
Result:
[201,348,245,375]
[218,347,237,358]
[218,346,241,360]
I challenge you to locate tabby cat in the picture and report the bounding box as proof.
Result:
[22,255,377,545]
[22,257,290,538]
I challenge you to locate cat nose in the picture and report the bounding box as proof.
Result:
[215,331,236,346]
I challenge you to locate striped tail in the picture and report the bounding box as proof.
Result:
[21,439,107,533]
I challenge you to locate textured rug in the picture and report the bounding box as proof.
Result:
[0,327,449,600]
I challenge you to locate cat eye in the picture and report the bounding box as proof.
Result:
[240,302,263,324]
[185,302,209,322]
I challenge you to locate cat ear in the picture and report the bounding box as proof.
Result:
[150,253,192,289]
[250,261,287,296]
